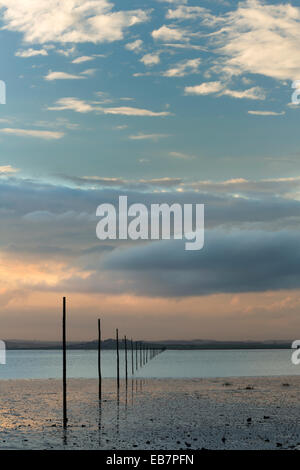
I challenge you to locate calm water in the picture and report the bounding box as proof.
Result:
[0,349,298,379]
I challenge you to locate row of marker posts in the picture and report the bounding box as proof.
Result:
[62,297,165,428]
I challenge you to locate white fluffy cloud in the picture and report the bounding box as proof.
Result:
[163,58,201,77]
[45,71,86,81]
[185,81,265,100]
[140,53,161,66]
[48,98,95,113]
[166,6,210,21]
[222,86,265,100]
[185,81,223,95]
[15,48,48,58]
[212,0,300,81]
[72,56,94,64]
[0,0,149,44]
[152,25,188,42]
[125,39,143,52]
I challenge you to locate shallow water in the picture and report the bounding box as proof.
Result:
[0,349,299,379]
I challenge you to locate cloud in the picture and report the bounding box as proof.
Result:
[222,86,265,100]
[44,71,86,81]
[15,48,48,58]
[139,177,181,187]
[166,5,210,21]
[101,230,300,297]
[113,125,128,130]
[186,176,300,197]
[248,110,285,116]
[0,128,64,140]
[156,0,187,3]
[125,39,143,52]
[56,46,76,57]
[58,174,183,190]
[129,133,170,141]
[48,98,95,113]
[163,58,201,77]
[48,97,172,116]
[101,106,172,116]
[184,81,265,100]
[169,151,195,160]
[162,43,205,51]
[140,53,160,66]
[0,176,300,304]
[0,0,150,44]
[48,98,172,117]
[0,165,19,174]
[152,25,189,42]
[80,68,97,77]
[184,81,223,95]
[210,0,300,81]
[34,118,79,130]
[72,56,94,64]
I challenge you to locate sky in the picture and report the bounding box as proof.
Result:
[0,0,300,341]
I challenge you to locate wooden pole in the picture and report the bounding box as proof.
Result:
[140,342,142,368]
[116,328,120,390]
[124,335,128,384]
[62,296,67,428]
[98,318,102,401]
[131,338,134,375]
[135,341,138,371]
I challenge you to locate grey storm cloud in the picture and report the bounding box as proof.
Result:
[97,230,300,297]
[1,177,300,298]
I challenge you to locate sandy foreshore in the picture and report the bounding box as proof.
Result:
[0,376,299,449]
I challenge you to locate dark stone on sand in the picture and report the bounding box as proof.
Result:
[276,443,282,447]
[185,442,191,447]
[263,416,270,419]
[247,418,252,423]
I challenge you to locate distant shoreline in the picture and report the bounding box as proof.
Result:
[4,344,293,351]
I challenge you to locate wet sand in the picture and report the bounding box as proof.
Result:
[0,376,299,449]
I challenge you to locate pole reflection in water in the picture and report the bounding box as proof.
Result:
[116,389,120,438]
[98,397,102,447]
[62,428,68,447]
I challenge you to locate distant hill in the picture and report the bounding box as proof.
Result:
[3,338,292,350]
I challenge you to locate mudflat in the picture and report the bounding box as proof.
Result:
[0,376,299,449]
